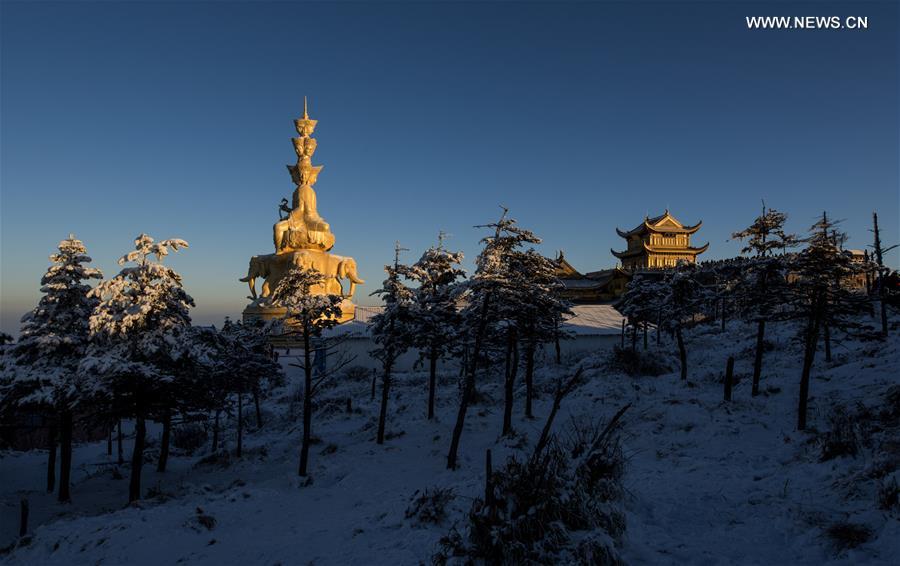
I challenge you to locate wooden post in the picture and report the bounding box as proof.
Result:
[19,498,28,538]
[721,298,727,331]
[724,356,734,402]
[236,394,243,458]
[484,449,493,507]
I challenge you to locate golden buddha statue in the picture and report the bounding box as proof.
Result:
[242,98,364,325]
[273,97,335,253]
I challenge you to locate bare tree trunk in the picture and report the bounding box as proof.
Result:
[620,319,625,348]
[643,322,648,350]
[129,416,146,503]
[236,394,243,458]
[676,326,687,380]
[299,330,313,474]
[872,211,889,337]
[554,321,561,364]
[533,369,583,459]
[253,385,263,429]
[723,356,734,402]
[157,409,171,472]
[656,315,662,347]
[524,341,536,419]
[447,295,491,470]
[631,323,638,351]
[46,424,57,493]
[459,344,468,377]
[502,328,518,436]
[427,347,438,420]
[752,319,766,397]
[117,419,123,465]
[798,308,822,431]
[58,410,73,503]
[212,410,220,453]
[107,422,113,457]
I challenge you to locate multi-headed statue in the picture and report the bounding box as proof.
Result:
[241,98,363,323]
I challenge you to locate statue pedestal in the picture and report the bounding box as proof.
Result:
[242,298,356,326]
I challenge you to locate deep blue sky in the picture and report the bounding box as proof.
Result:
[2,1,897,332]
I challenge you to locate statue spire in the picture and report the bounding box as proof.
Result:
[290,99,322,188]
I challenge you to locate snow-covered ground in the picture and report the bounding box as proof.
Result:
[2,315,898,565]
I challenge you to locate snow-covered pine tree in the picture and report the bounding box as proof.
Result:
[731,205,798,396]
[0,235,102,502]
[790,213,871,430]
[615,273,667,352]
[446,209,540,468]
[658,262,709,381]
[269,267,343,476]
[369,244,416,445]
[83,234,192,502]
[405,236,466,420]
[508,248,572,424]
[181,325,235,454]
[220,318,283,431]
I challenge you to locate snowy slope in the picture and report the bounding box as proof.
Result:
[2,315,898,565]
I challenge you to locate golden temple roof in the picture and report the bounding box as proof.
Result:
[615,210,702,238]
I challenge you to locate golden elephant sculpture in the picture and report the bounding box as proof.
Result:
[241,251,363,301]
[240,254,273,300]
[290,250,365,298]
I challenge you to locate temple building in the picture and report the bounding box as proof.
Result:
[554,252,632,304]
[611,210,708,271]
[554,210,709,303]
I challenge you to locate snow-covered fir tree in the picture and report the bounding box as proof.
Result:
[447,209,551,466]
[732,205,799,257]
[658,262,711,381]
[405,236,466,420]
[789,213,871,430]
[506,247,572,426]
[615,272,668,350]
[0,235,102,502]
[82,234,192,502]
[369,245,416,445]
[269,266,343,476]
[220,318,283,433]
[731,205,798,396]
[181,324,237,454]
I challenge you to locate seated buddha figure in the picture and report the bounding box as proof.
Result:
[273,171,335,253]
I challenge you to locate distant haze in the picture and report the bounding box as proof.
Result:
[2,1,897,336]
